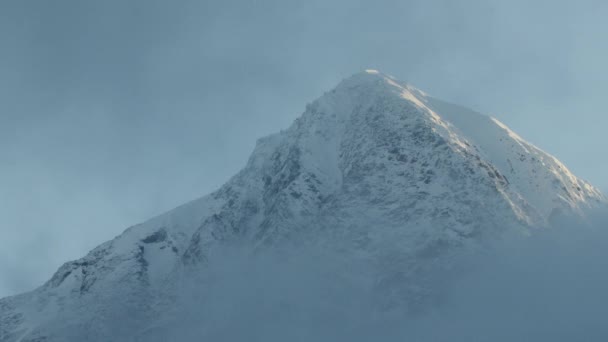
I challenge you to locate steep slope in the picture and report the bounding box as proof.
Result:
[1,70,604,341]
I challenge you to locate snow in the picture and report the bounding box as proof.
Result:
[1,70,605,341]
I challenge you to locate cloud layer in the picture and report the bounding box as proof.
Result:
[155,211,608,341]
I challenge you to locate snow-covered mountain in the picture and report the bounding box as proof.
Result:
[1,70,605,341]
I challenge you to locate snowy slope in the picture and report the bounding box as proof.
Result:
[1,70,604,341]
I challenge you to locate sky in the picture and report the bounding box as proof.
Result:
[1,0,608,298]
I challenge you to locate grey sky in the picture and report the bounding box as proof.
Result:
[1,0,607,297]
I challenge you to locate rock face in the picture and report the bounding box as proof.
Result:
[1,70,604,341]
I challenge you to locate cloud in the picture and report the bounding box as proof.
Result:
[147,210,608,341]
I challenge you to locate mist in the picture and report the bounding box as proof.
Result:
[110,212,608,342]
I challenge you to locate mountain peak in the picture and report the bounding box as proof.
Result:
[337,69,398,88]
[351,68,391,80]
[324,70,431,118]
[284,71,604,225]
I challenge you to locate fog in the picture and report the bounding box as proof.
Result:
[2,0,608,300]
[151,213,607,341]
[75,211,608,341]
